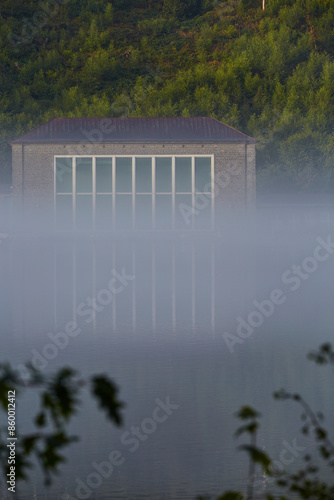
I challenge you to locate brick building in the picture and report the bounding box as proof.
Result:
[7,118,257,336]
[11,117,256,231]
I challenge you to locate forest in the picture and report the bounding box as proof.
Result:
[1,0,334,194]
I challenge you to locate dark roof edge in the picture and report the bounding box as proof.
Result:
[210,117,256,143]
[10,139,257,145]
[10,118,56,144]
[10,117,257,144]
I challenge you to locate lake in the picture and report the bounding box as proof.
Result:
[0,207,334,499]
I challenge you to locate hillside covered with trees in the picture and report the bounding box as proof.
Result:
[1,0,334,194]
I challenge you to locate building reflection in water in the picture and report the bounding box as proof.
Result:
[4,230,254,342]
[4,203,334,344]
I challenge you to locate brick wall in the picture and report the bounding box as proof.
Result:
[12,141,256,227]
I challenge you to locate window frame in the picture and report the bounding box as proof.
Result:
[54,155,214,231]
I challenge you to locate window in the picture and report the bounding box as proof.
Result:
[56,157,72,193]
[76,158,93,230]
[116,157,132,193]
[55,158,73,230]
[135,158,152,230]
[55,155,214,231]
[195,157,211,192]
[96,157,112,193]
[96,157,112,230]
[155,157,172,193]
[175,157,191,193]
[135,157,152,193]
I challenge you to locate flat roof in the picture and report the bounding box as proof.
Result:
[11,117,256,144]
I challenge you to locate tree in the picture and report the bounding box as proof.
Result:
[163,0,204,18]
[215,343,334,500]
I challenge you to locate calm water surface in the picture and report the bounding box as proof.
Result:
[0,214,334,499]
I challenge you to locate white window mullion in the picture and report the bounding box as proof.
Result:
[191,244,195,330]
[211,155,215,230]
[152,157,156,230]
[73,157,76,230]
[112,240,116,331]
[72,240,76,322]
[191,156,195,231]
[172,156,175,230]
[152,240,156,329]
[92,157,96,231]
[92,240,96,332]
[172,242,176,331]
[132,157,135,230]
[53,157,57,231]
[211,240,215,333]
[132,247,136,330]
[112,156,116,230]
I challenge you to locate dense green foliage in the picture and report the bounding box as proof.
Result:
[1,0,334,192]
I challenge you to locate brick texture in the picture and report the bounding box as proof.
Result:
[12,141,256,228]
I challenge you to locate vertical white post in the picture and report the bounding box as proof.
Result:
[172,242,176,332]
[211,155,215,231]
[54,239,58,331]
[73,158,76,230]
[92,157,96,232]
[191,156,195,231]
[112,240,116,332]
[54,157,57,232]
[72,239,76,324]
[172,156,175,230]
[152,241,156,330]
[152,157,156,230]
[132,156,135,230]
[112,156,116,230]
[92,239,96,335]
[211,240,215,335]
[132,244,136,332]
[192,243,195,331]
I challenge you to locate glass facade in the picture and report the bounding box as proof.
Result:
[55,156,214,231]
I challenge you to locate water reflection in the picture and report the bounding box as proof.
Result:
[7,233,252,342]
[0,207,334,499]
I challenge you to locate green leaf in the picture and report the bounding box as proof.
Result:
[0,363,19,410]
[22,435,39,454]
[91,375,124,426]
[273,389,289,400]
[319,445,330,459]
[238,445,271,473]
[235,406,261,420]
[234,422,258,437]
[35,412,46,427]
[51,368,80,419]
[315,427,327,441]
[217,492,243,500]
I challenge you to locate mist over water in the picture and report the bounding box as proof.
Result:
[0,200,334,499]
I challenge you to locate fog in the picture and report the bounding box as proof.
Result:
[0,199,334,499]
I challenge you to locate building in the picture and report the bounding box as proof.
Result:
[10,117,256,231]
[4,118,258,337]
